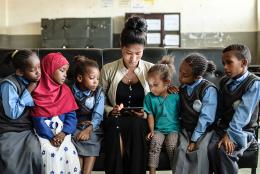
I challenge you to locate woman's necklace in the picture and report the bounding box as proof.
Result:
[125,74,132,91]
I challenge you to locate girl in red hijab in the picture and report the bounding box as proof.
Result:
[31,53,80,174]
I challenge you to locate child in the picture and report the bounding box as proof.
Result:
[144,56,180,174]
[31,53,80,174]
[71,56,104,174]
[0,49,43,174]
[172,53,218,174]
[208,44,260,174]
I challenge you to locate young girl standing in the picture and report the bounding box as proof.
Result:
[144,56,180,174]
[71,56,104,174]
[172,53,218,174]
[0,49,43,174]
[31,53,80,174]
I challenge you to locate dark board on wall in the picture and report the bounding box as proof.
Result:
[41,18,113,48]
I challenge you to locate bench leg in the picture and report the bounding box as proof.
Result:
[251,168,256,174]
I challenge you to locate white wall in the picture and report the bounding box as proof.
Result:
[1,0,258,35]
[181,0,257,33]
[256,0,260,31]
[0,0,7,34]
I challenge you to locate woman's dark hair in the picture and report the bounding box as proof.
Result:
[183,53,216,78]
[3,49,36,71]
[148,55,175,82]
[73,55,99,80]
[120,16,147,47]
[223,44,251,64]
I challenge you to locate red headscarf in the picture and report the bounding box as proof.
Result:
[31,53,78,117]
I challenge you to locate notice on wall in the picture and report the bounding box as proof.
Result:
[146,19,161,31]
[164,34,179,46]
[144,0,156,5]
[147,33,161,44]
[164,14,180,31]
[119,0,131,8]
[101,0,113,8]
[132,0,145,11]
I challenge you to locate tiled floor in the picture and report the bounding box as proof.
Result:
[92,165,260,174]
[92,166,260,174]
[239,138,260,174]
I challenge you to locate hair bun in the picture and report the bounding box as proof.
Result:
[206,60,217,73]
[73,55,86,64]
[125,16,147,33]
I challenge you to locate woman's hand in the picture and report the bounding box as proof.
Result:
[167,85,179,94]
[132,109,145,118]
[51,132,66,147]
[111,103,124,117]
[76,125,93,141]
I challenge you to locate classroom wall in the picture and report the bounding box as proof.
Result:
[0,0,6,34]
[0,0,8,46]
[257,0,260,64]
[0,0,259,63]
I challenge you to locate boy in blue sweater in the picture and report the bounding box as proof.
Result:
[208,44,260,174]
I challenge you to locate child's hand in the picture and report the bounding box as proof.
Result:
[167,85,179,94]
[76,125,93,141]
[52,132,66,147]
[50,139,58,147]
[27,82,38,93]
[78,120,92,128]
[218,133,235,155]
[187,142,198,152]
[147,131,154,140]
[79,120,92,125]
[50,139,61,147]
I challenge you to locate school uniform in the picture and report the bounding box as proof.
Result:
[32,112,80,174]
[172,78,218,174]
[31,53,80,174]
[208,71,260,174]
[0,75,43,174]
[72,84,104,157]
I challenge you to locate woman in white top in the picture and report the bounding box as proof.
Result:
[100,16,153,174]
